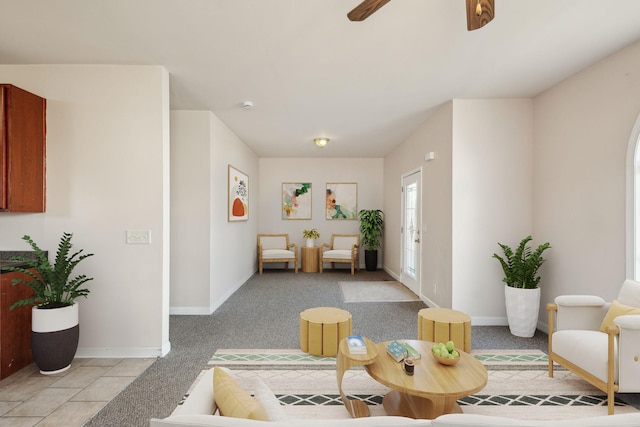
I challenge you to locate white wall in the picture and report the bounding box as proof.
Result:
[534,40,640,317]
[0,65,171,357]
[170,111,211,312]
[452,99,533,323]
[384,99,533,325]
[170,111,259,314]
[258,158,384,268]
[384,102,454,304]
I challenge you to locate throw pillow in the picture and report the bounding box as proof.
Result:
[599,300,640,332]
[253,377,288,421]
[213,367,268,420]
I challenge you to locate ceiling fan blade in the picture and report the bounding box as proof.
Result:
[466,0,495,31]
[347,0,392,21]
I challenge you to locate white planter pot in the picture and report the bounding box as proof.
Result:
[504,285,540,338]
[306,239,314,248]
[31,302,80,375]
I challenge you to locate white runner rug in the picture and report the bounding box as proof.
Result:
[339,281,420,302]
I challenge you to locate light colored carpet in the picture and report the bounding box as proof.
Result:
[179,349,639,420]
[339,281,420,302]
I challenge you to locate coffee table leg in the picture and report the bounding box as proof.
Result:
[382,390,462,419]
[336,351,370,418]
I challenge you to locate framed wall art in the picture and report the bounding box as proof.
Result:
[282,182,312,220]
[228,164,249,222]
[326,182,357,220]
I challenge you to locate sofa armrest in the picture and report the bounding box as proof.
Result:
[171,369,216,417]
[553,295,607,331]
[615,315,640,391]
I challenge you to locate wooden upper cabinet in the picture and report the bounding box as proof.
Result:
[0,84,46,212]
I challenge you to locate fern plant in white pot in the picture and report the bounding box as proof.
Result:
[3,233,94,374]
[492,235,551,337]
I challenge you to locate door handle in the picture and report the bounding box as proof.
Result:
[414,239,420,243]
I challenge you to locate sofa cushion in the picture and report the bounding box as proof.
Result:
[599,300,640,332]
[213,367,268,420]
[253,377,287,421]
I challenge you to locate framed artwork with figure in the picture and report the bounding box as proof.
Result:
[228,165,249,222]
[326,182,357,220]
[282,182,312,219]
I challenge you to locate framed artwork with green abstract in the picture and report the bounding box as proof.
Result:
[282,182,312,219]
[326,182,357,220]
[228,164,249,222]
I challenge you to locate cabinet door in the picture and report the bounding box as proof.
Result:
[0,86,6,210]
[0,271,34,379]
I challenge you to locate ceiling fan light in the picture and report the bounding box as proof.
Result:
[314,137,329,148]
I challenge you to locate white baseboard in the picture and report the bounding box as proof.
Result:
[76,346,164,358]
[169,307,212,315]
[470,316,509,326]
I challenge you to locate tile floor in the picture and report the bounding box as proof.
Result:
[0,357,155,427]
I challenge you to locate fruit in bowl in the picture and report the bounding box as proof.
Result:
[431,341,460,365]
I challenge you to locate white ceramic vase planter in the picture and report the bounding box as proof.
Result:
[306,239,314,248]
[504,285,540,338]
[31,302,80,375]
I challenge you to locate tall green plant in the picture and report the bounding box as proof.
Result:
[492,235,551,289]
[358,209,384,250]
[1,233,94,309]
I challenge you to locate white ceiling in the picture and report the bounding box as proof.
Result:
[1,0,640,158]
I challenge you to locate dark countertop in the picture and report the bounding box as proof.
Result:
[0,251,45,273]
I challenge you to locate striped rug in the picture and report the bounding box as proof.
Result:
[186,349,639,420]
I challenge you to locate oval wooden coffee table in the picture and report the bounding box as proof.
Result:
[366,339,487,419]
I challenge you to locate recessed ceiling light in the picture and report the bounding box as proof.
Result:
[242,101,254,110]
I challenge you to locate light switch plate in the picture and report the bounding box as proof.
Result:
[126,230,151,244]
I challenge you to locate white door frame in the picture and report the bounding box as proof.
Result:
[400,168,422,295]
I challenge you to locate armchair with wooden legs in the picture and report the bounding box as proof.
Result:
[547,279,640,414]
[319,234,360,275]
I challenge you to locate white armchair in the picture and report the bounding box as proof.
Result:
[547,279,640,414]
[319,234,360,275]
[257,234,298,274]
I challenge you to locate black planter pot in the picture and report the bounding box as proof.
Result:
[364,250,378,271]
[31,303,80,375]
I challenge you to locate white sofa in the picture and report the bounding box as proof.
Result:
[149,368,640,427]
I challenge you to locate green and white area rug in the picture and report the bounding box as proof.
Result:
[189,349,640,420]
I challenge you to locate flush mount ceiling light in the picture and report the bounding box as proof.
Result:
[314,137,329,148]
[242,101,254,110]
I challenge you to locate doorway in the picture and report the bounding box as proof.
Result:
[401,169,421,295]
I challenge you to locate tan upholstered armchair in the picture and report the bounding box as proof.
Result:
[257,234,298,274]
[319,234,360,275]
[547,279,640,414]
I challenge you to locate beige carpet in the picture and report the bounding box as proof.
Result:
[339,280,420,302]
[178,349,639,420]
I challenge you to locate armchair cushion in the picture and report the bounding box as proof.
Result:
[322,249,352,260]
[259,236,288,250]
[262,249,295,260]
[599,300,640,332]
[552,330,618,384]
[617,279,640,307]
[332,235,358,250]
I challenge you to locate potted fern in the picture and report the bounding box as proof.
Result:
[302,228,320,248]
[492,235,551,337]
[2,233,94,374]
[358,209,384,271]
